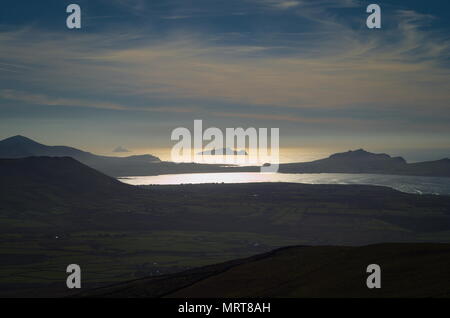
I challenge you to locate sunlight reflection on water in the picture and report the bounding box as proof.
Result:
[118,173,450,196]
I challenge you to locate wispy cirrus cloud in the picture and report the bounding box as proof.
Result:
[0,89,196,114]
[107,0,148,14]
[0,2,449,130]
[258,0,359,10]
[266,0,302,9]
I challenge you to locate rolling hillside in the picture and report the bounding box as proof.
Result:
[79,243,450,298]
[2,157,450,297]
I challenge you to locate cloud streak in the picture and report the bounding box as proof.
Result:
[0,2,449,129]
[0,89,196,114]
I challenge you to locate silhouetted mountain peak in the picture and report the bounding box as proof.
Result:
[1,135,41,145]
[329,149,406,163]
[0,135,90,159]
[0,136,161,175]
[6,135,30,140]
[353,148,369,154]
[331,149,380,158]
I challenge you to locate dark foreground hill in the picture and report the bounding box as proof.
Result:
[0,156,134,213]
[0,156,127,191]
[79,243,450,298]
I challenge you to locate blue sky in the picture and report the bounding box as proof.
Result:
[0,0,449,161]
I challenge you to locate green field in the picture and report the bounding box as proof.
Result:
[0,229,306,297]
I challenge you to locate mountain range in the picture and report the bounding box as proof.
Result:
[0,136,255,177]
[0,135,164,176]
[1,135,450,177]
[279,149,450,177]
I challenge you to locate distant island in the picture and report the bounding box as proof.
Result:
[197,147,248,156]
[0,135,450,178]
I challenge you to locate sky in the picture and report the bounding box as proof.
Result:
[0,0,449,162]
